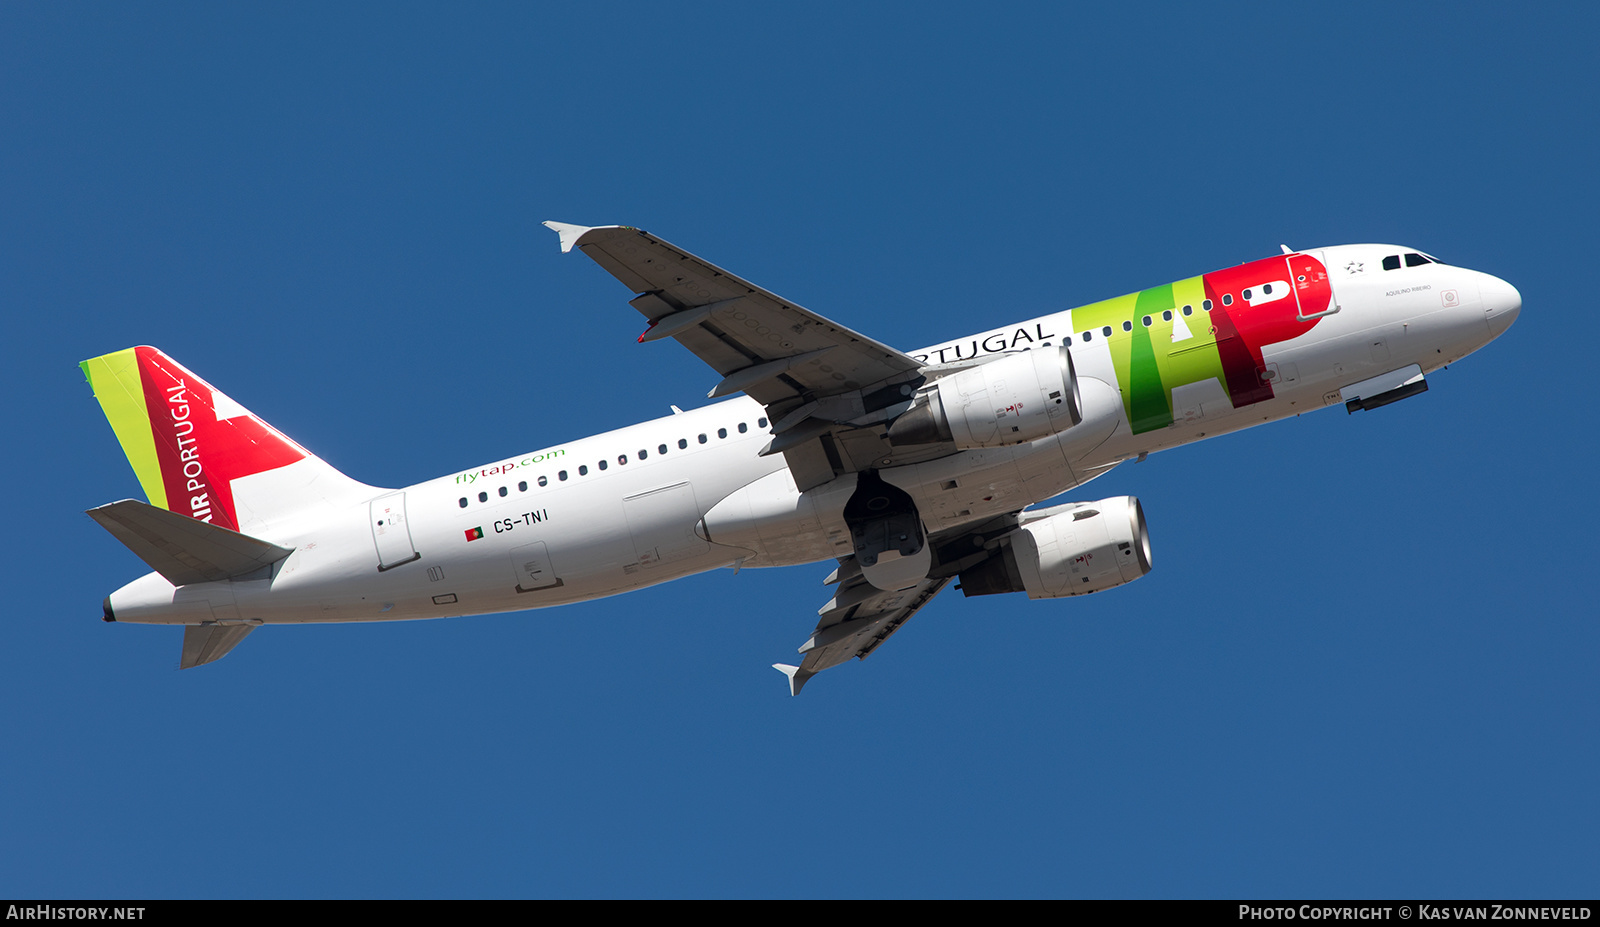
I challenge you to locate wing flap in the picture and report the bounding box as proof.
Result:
[777,565,950,694]
[87,499,294,587]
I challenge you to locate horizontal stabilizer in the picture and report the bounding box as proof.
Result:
[181,623,255,669]
[87,499,294,586]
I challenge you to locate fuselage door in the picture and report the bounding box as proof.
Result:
[370,491,420,571]
[1287,251,1339,321]
[511,540,563,592]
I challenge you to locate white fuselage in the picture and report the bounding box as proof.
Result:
[106,245,1519,627]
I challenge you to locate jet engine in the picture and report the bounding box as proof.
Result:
[958,496,1151,599]
[887,346,1082,449]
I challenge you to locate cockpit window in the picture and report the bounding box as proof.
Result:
[1404,252,1432,267]
[1382,255,1402,271]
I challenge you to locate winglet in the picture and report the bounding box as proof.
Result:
[542,220,594,254]
[772,663,814,696]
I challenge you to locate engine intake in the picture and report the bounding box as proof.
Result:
[959,496,1152,599]
[888,346,1083,448]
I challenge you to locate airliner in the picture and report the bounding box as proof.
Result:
[82,223,1521,693]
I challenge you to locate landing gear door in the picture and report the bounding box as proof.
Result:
[1288,251,1339,321]
[370,492,420,571]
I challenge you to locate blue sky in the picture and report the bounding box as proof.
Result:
[3,2,1596,898]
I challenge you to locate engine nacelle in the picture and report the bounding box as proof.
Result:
[958,496,1152,599]
[888,346,1082,449]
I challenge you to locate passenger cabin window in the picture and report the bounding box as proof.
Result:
[717,427,728,439]
[758,417,768,428]
[1122,321,1132,332]
[459,497,468,508]
[1202,299,1213,311]
[1221,294,1233,306]
[498,486,508,497]
[659,444,668,455]
[598,459,608,471]
[538,476,548,487]
[478,492,488,503]
[1382,254,1402,271]
[1162,310,1172,321]
[679,438,689,449]
[738,422,748,434]
[578,465,588,476]
[1081,331,1092,342]
[638,449,647,459]
[558,470,568,481]
[518,481,527,492]
[1182,305,1193,316]
[1102,326,1112,337]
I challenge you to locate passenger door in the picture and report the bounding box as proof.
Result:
[1288,251,1339,321]
[370,492,420,571]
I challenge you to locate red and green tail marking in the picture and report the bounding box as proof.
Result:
[81,346,307,531]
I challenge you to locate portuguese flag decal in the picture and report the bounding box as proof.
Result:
[465,527,484,541]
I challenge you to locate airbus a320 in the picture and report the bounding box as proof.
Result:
[82,224,1520,693]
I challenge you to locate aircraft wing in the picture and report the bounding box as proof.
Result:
[771,509,1043,694]
[544,222,923,406]
[774,563,952,695]
[546,222,933,488]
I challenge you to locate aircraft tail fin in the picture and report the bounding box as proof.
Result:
[181,624,255,669]
[87,499,294,587]
[81,347,377,537]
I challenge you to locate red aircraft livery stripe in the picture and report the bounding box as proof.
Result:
[134,346,305,532]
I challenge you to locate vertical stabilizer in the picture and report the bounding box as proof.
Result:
[81,347,378,537]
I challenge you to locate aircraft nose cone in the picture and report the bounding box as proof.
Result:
[1480,273,1521,337]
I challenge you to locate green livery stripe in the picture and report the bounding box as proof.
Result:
[1063,274,1231,435]
[80,349,168,509]
[1162,276,1227,393]
[1060,291,1139,425]
[1128,285,1175,433]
